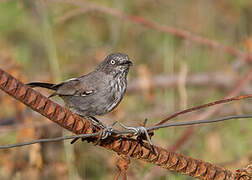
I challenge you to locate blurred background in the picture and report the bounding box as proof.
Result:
[0,0,252,179]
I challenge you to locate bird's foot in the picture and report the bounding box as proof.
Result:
[89,116,107,129]
[71,118,117,144]
[94,121,117,145]
[70,116,106,144]
[89,116,117,139]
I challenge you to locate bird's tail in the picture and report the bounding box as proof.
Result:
[27,82,58,90]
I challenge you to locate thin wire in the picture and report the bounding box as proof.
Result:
[1,115,251,149]
[155,95,252,126]
[115,115,252,135]
[0,132,100,149]
[147,115,252,131]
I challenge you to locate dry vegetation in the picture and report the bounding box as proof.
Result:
[0,0,252,179]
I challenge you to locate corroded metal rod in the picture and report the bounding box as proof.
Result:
[0,68,93,135]
[0,68,244,180]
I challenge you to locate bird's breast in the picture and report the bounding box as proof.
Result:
[106,77,127,112]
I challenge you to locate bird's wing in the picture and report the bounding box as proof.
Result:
[54,77,95,97]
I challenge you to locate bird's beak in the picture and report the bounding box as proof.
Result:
[127,60,133,66]
[120,60,133,66]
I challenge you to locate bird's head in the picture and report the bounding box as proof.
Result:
[97,53,132,76]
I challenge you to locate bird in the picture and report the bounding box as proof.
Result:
[27,53,132,138]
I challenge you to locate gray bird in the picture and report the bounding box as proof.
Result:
[28,53,132,131]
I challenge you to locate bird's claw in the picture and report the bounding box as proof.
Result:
[101,125,113,139]
[93,121,117,145]
[71,120,117,145]
[99,121,118,140]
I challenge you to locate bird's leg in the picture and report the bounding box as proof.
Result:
[94,121,118,145]
[89,116,107,129]
[89,117,119,140]
[70,116,99,144]
[71,116,117,144]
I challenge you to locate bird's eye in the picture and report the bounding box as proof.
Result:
[110,60,116,64]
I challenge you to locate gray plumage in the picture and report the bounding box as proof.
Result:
[28,53,132,118]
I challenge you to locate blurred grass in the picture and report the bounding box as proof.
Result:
[0,0,252,179]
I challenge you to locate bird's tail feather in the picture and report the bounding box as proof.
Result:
[27,82,58,90]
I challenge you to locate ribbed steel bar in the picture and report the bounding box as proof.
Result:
[0,68,94,135]
[0,68,244,180]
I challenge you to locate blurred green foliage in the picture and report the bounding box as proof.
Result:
[0,0,251,179]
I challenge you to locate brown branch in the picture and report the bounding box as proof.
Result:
[169,67,252,151]
[0,68,247,180]
[54,0,252,62]
[155,94,252,126]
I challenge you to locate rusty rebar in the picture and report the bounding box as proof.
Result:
[0,68,247,180]
[0,68,94,135]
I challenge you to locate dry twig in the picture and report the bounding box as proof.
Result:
[168,67,252,151]
[54,0,252,62]
[155,94,252,126]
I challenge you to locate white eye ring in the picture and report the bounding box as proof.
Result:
[110,60,116,64]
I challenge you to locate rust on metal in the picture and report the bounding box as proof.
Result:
[236,164,252,180]
[0,68,90,135]
[114,154,130,180]
[54,106,66,123]
[0,68,248,180]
